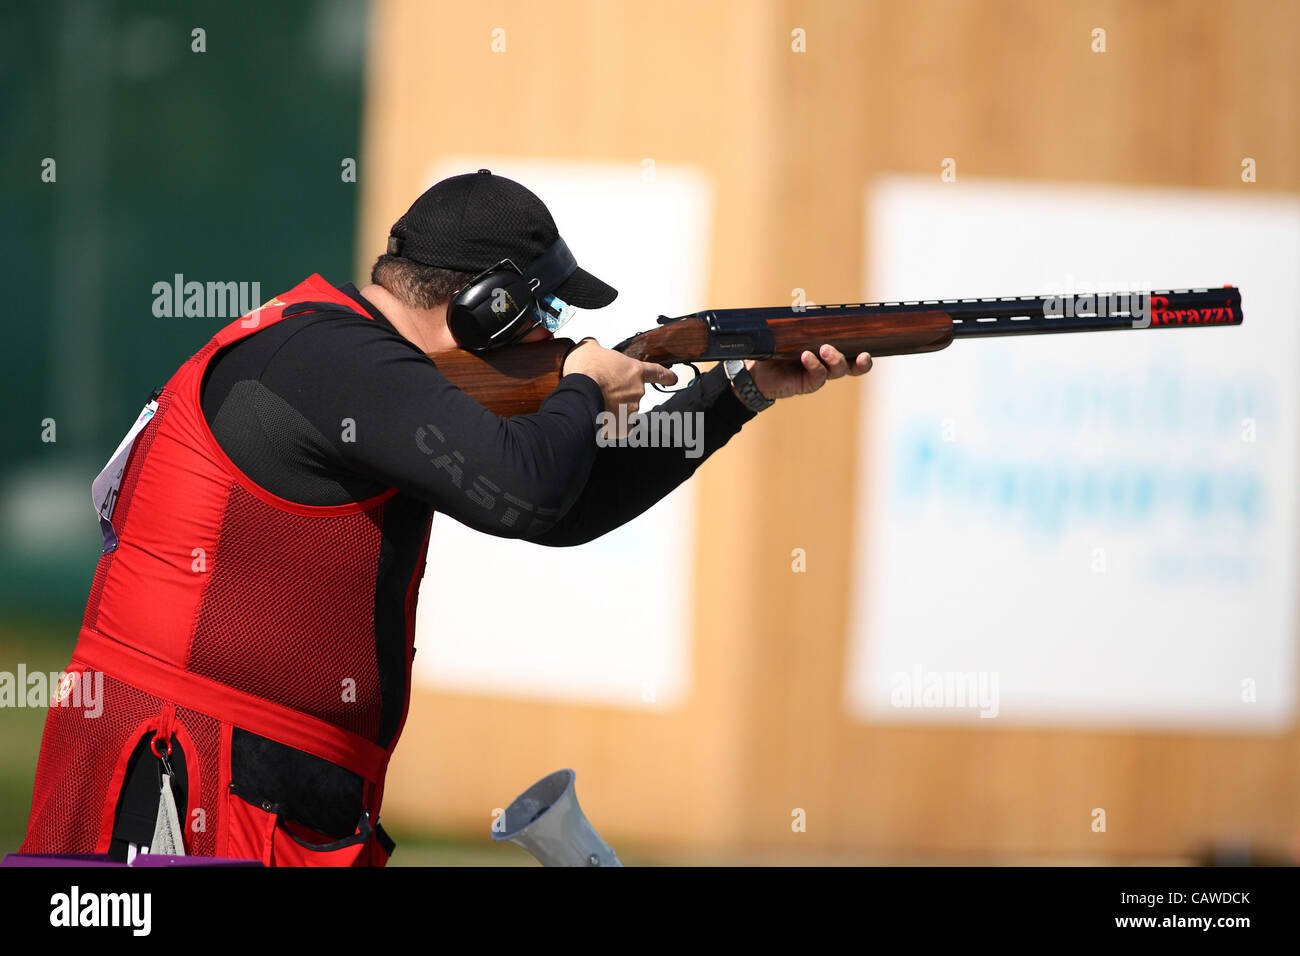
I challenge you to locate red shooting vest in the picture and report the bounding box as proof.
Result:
[21,275,432,866]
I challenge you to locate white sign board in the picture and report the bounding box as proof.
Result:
[413,158,713,709]
[846,177,1300,731]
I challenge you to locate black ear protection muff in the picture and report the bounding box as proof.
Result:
[442,238,580,352]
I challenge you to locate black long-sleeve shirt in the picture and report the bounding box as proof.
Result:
[199,282,755,540]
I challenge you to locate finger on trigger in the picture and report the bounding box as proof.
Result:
[643,362,677,385]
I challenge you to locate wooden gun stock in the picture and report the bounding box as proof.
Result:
[426,337,574,417]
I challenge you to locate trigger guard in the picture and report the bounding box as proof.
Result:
[652,362,701,393]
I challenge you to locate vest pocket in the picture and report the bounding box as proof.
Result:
[270,810,384,866]
[223,784,386,866]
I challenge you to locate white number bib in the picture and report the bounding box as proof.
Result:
[91,397,159,554]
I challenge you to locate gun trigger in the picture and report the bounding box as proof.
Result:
[652,361,701,393]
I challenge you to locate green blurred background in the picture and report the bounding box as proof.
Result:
[1,0,367,613]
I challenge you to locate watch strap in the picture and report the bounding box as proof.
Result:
[724,360,775,413]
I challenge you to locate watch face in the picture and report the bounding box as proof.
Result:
[724,359,746,376]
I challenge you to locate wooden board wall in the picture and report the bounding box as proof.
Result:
[359,0,1300,859]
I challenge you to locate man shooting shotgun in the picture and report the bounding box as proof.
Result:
[20,170,870,866]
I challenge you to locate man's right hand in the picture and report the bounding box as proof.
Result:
[562,338,677,417]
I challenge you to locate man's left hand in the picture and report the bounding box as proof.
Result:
[747,345,873,401]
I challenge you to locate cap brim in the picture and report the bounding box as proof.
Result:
[553,267,618,309]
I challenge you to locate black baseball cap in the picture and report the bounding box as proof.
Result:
[385,169,618,309]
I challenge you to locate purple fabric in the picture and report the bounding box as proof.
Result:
[130,855,261,867]
[2,854,120,867]
[3,853,262,867]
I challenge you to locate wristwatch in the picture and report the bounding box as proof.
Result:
[723,359,775,413]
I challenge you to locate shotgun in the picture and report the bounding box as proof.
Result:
[426,287,1243,416]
